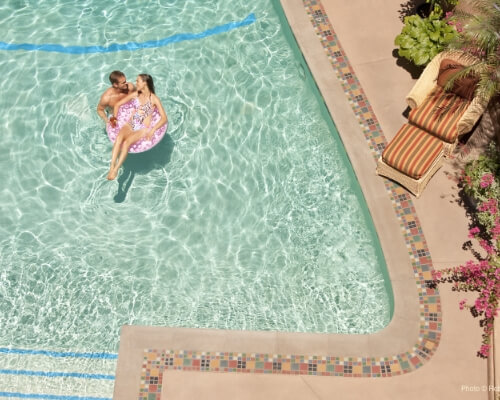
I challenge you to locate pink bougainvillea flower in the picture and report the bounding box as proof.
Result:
[479,344,491,358]
[491,222,500,239]
[480,173,495,188]
[479,240,496,255]
[436,150,499,359]
[468,227,480,238]
[432,270,442,280]
[478,198,498,215]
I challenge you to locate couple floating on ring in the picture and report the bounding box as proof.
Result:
[97,70,168,180]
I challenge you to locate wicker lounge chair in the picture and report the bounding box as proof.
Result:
[377,124,445,197]
[376,51,489,197]
[405,50,488,155]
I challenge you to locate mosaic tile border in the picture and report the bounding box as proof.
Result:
[137,1,442,397]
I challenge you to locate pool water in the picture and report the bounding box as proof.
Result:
[0,0,391,367]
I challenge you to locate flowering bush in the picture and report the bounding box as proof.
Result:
[432,145,500,358]
[462,145,500,233]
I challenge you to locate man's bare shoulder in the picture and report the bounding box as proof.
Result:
[102,87,116,98]
[99,87,118,108]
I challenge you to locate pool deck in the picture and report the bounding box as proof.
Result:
[113,1,491,399]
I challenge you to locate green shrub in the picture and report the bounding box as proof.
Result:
[426,0,458,13]
[395,11,458,66]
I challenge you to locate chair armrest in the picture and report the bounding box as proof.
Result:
[458,96,489,135]
[405,53,445,109]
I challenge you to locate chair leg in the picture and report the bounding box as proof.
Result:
[376,153,444,197]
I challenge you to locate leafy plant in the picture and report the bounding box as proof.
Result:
[432,145,500,358]
[395,11,459,66]
[426,0,459,14]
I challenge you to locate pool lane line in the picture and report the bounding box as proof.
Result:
[0,13,256,54]
[0,348,117,359]
[0,369,114,380]
[0,392,110,400]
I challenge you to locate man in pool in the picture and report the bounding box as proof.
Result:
[96,70,135,126]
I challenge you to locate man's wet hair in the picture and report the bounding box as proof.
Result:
[109,70,125,85]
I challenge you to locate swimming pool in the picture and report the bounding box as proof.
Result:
[0,0,392,397]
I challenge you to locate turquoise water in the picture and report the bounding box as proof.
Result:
[0,0,392,361]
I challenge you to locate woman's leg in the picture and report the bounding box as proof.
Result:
[108,126,132,180]
[108,129,145,180]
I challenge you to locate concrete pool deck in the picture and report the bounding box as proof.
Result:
[113,1,490,399]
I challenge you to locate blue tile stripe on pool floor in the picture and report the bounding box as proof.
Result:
[0,370,114,380]
[0,393,111,400]
[0,13,256,54]
[0,348,118,360]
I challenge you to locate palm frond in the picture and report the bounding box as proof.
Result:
[444,0,500,101]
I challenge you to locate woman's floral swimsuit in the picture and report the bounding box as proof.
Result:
[129,95,153,131]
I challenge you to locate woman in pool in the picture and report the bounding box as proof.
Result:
[107,74,168,180]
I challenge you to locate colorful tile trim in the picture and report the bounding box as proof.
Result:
[137,1,442,398]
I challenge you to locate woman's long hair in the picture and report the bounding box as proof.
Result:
[138,74,155,94]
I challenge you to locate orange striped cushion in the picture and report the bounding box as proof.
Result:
[382,124,443,179]
[409,87,470,143]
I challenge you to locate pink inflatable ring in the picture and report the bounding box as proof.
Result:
[106,99,168,153]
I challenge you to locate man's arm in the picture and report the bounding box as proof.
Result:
[96,93,110,124]
[127,82,136,93]
[113,92,135,117]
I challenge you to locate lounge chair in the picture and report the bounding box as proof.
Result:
[376,51,489,197]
